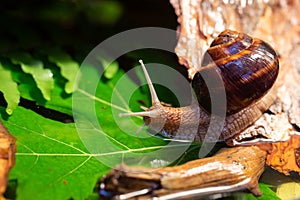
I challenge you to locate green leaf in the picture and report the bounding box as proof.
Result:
[2,106,106,200]
[102,59,119,79]
[46,48,80,93]
[14,63,73,116]
[8,52,54,101]
[1,66,187,199]
[0,62,20,114]
[1,59,282,199]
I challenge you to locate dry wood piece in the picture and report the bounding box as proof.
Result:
[0,121,16,198]
[100,146,266,199]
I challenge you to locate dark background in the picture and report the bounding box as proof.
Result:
[0,0,187,114]
[0,0,178,60]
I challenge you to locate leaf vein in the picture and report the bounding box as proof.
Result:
[7,121,87,154]
[77,89,128,112]
[15,144,186,157]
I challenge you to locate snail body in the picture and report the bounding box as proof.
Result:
[121,30,279,142]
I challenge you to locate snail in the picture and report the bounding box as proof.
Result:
[99,29,280,199]
[121,29,279,143]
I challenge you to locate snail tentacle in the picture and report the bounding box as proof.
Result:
[119,60,171,135]
[138,60,160,104]
[119,60,163,118]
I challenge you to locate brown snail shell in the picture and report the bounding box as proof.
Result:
[192,30,279,115]
[120,29,280,142]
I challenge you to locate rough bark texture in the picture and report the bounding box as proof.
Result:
[170,0,300,175]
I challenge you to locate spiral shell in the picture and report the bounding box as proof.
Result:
[192,30,279,115]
